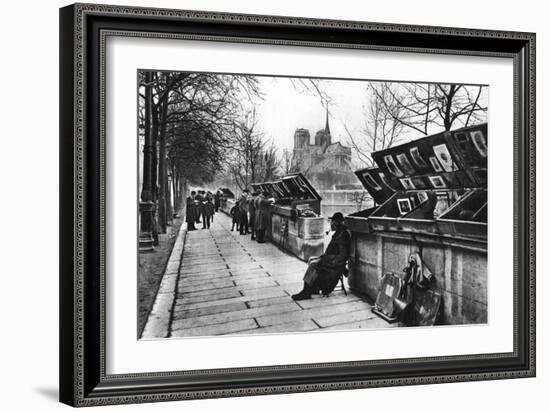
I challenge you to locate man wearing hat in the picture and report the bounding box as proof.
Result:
[292,212,351,300]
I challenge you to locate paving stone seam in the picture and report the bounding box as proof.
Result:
[141,222,187,339]
[166,226,187,338]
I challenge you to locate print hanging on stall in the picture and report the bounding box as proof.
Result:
[432,144,456,172]
[397,198,412,215]
[429,156,444,172]
[409,147,429,168]
[363,172,382,190]
[400,178,416,190]
[396,153,415,175]
[428,175,447,188]
[471,130,488,157]
[384,155,405,177]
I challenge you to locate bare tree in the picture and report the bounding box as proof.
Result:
[228,110,264,190]
[344,83,406,166]
[370,82,487,136]
[258,141,281,182]
[281,148,294,175]
[227,109,286,190]
[289,78,333,107]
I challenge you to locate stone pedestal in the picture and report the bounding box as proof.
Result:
[268,209,325,261]
[139,201,155,252]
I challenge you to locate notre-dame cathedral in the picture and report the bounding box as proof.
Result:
[290,110,357,190]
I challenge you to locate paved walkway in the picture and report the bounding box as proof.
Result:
[143,211,394,339]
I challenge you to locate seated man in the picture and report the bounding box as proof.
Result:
[292,212,351,300]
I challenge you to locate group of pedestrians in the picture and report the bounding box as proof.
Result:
[185,189,222,231]
[230,189,273,243]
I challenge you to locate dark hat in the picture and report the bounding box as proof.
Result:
[329,212,344,222]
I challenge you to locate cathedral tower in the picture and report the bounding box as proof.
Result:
[314,107,332,150]
[293,128,310,149]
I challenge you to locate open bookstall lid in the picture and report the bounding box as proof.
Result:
[251,173,322,202]
[220,188,234,198]
[355,123,488,205]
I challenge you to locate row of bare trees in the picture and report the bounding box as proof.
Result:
[139,71,262,235]
[139,71,286,239]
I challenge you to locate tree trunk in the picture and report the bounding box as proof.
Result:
[157,99,169,233]
[151,100,159,245]
[175,172,181,211]
[151,104,159,202]
[443,85,456,131]
[173,164,181,211]
[140,72,153,202]
[138,71,155,251]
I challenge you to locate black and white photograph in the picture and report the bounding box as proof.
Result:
[384,154,404,177]
[429,156,444,172]
[409,146,429,168]
[136,71,489,339]
[396,153,415,175]
[400,177,416,190]
[429,175,448,189]
[397,198,413,215]
[362,172,382,190]
[1,0,542,408]
[433,143,456,172]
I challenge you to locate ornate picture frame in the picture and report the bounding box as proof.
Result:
[59,3,535,407]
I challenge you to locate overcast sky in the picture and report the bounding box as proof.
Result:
[248,76,488,160]
[253,76,365,151]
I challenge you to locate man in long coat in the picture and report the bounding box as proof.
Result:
[185,191,197,231]
[214,190,221,213]
[254,192,270,243]
[248,191,258,240]
[194,191,204,224]
[238,191,250,235]
[291,212,351,300]
[201,197,215,229]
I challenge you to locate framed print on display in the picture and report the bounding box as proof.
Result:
[432,143,455,172]
[429,156,444,172]
[397,198,412,215]
[471,130,489,157]
[362,172,382,191]
[59,3,535,407]
[384,155,404,177]
[428,175,447,189]
[395,153,415,175]
[400,178,416,190]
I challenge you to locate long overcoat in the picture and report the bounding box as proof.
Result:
[254,195,270,231]
[201,201,215,217]
[237,196,248,224]
[248,196,256,227]
[315,227,351,294]
[185,196,197,222]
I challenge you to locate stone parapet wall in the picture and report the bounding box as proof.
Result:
[348,231,487,325]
